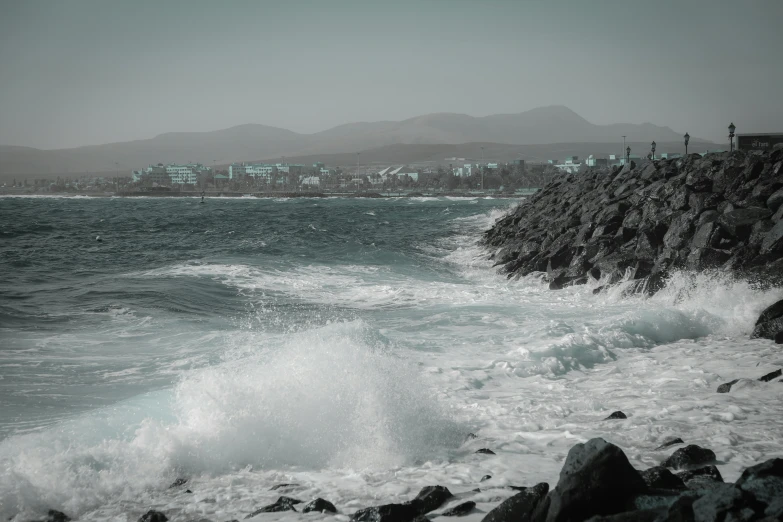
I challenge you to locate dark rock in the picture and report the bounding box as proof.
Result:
[270,483,298,490]
[466,433,478,440]
[639,466,687,490]
[776,331,783,344]
[676,465,724,488]
[583,510,662,522]
[409,485,453,514]
[760,221,783,255]
[768,187,783,212]
[717,379,740,393]
[139,511,168,522]
[169,478,188,488]
[476,448,496,455]
[34,510,71,522]
[735,457,783,506]
[185,489,192,494]
[246,497,303,517]
[351,504,419,522]
[654,438,684,451]
[541,438,647,521]
[662,445,717,470]
[481,475,492,482]
[752,299,783,340]
[719,208,773,240]
[690,483,765,521]
[604,411,627,420]
[698,209,721,226]
[759,369,782,382]
[302,498,337,514]
[481,482,549,522]
[441,501,476,517]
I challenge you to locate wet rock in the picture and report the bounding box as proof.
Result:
[409,486,453,514]
[481,482,549,522]
[583,510,662,522]
[270,483,298,490]
[690,483,765,521]
[662,445,716,470]
[476,448,496,455]
[483,150,783,293]
[676,465,724,489]
[759,369,782,382]
[541,438,647,521]
[32,510,71,522]
[169,478,188,488]
[604,411,627,420]
[777,331,783,344]
[351,504,419,522]
[752,299,783,340]
[441,501,476,516]
[717,379,740,393]
[302,498,337,514]
[480,475,492,482]
[639,466,687,490]
[735,457,783,506]
[246,496,302,517]
[654,437,684,451]
[139,511,168,522]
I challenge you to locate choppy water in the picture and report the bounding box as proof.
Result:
[1,196,782,521]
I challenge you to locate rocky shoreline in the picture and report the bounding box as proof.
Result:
[29,432,783,521]
[483,147,783,342]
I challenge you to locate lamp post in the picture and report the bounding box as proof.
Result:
[684,132,690,155]
[626,146,631,165]
[622,135,626,163]
[651,141,656,160]
[728,122,736,152]
[480,146,485,191]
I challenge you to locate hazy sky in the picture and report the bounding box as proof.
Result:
[1,0,782,149]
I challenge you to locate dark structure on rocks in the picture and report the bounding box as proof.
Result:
[484,150,783,309]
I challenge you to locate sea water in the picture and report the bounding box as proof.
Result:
[0,196,782,521]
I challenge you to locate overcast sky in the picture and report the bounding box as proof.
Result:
[1,0,781,149]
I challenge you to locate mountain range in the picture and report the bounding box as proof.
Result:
[0,106,709,178]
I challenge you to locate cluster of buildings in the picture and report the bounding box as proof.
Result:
[132,163,212,185]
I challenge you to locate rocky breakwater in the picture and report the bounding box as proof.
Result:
[484,147,783,341]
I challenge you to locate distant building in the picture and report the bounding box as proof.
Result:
[301,176,320,187]
[133,163,206,185]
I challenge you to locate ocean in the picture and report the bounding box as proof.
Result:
[1,196,782,521]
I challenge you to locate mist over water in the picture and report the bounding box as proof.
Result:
[1,196,782,521]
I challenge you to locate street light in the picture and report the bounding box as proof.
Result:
[651,141,656,160]
[684,132,690,155]
[728,122,736,152]
[626,146,631,165]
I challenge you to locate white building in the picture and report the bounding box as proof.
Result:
[301,176,320,187]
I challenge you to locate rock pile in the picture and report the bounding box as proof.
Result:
[484,150,783,287]
[484,148,783,340]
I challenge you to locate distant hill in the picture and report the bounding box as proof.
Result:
[0,105,711,178]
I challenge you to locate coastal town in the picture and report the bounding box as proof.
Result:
[0,145,735,196]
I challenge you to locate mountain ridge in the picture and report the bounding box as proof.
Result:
[0,106,711,177]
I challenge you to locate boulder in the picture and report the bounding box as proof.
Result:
[760,220,783,255]
[351,504,419,522]
[735,458,783,506]
[540,438,647,521]
[717,379,739,393]
[768,187,783,212]
[481,482,549,522]
[169,478,187,488]
[654,438,684,451]
[639,466,687,490]
[408,486,453,514]
[32,510,71,522]
[690,483,765,521]
[676,465,724,489]
[604,411,627,420]
[441,501,476,516]
[751,299,783,340]
[139,512,168,522]
[583,510,662,522]
[718,208,773,240]
[302,498,337,514]
[476,448,496,455]
[662,445,716,470]
[246,497,302,517]
[759,369,782,382]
